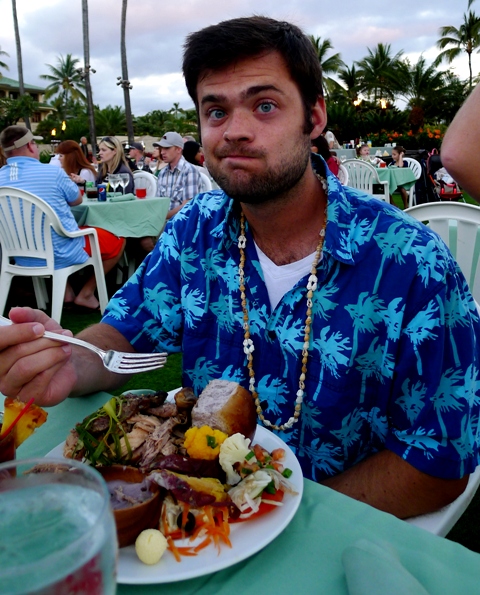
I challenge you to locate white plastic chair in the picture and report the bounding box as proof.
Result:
[343,159,390,202]
[198,171,212,192]
[0,186,108,323]
[405,201,480,303]
[403,157,422,208]
[337,164,349,186]
[133,170,157,197]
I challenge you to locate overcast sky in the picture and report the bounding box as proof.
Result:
[0,0,477,116]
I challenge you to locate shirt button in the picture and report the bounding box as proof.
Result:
[268,330,277,340]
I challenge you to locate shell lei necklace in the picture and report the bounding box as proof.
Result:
[238,174,328,431]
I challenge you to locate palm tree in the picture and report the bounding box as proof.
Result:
[435,10,480,89]
[356,43,405,103]
[40,54,86,104]
[120,0,134,143]
[0,46,9,76]
[11,0,30,130]
[309,36,344,96]
[81,0,97,158]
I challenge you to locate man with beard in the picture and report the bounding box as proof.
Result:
[1,17,480,519]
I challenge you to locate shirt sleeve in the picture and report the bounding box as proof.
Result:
[57,169,80,204]
[183,165,201,201]
[385,255,480,479]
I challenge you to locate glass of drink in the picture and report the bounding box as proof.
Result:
[0,457,118,594]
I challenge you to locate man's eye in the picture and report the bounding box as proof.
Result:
[208,108,226,120]
[257,102,276,114]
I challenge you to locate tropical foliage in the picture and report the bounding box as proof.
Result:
[40,54,86,104]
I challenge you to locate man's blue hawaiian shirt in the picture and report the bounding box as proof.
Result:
[103,155,480,483]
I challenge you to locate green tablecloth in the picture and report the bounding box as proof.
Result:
[71,196,170,238]
[377,167,417,194]
[6,392,480,595]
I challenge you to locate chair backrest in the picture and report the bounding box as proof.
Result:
[342,159,378,191]
[404,201,480,302]
[403,157,422,180]
[133,170,157,197]
[337,164,349,185]
[198,171,212,192]
[0,186,67,272]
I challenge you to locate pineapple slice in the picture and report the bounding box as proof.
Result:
[1,398,48,447]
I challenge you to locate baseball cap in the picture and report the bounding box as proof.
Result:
[127,141,144,151]
[154,132,184,149]
[1,126,43,152]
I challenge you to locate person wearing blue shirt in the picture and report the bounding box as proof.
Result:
[1,17,479,520]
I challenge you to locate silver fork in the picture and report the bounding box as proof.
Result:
[0,315,167,374]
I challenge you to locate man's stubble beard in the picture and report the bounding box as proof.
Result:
[206,135,312,205]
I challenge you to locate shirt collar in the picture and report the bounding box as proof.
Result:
[167,155,186,173]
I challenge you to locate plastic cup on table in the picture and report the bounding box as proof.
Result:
[0,457,118,594]
[135,188,147,199]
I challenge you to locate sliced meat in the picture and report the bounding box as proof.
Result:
[149,454,226,480]
[147,402,178,418]
[139,417,183,469]
[63,429,82,460]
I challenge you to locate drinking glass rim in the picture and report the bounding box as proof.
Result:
[0,456,113,580]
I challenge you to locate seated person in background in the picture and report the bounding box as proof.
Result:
[150,143,167,177]
[155,131,201,220]
[441,83,480,201]
[356,143,384,166]
[183,140,211,178]
[1,18,479,521]
[311,134,340,177]
[323,128,341,149]
[127,141,147,171]
[0,126,125,311]
[389,145,409,208]
[56,140,96,189]
[96,136,134,194]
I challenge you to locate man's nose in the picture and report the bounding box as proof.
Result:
[222,110,254,142]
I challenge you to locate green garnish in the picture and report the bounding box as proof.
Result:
[282,468,293,478]
[206,435,217,449]
[73,395,132,466]
[264,480,276,495]
[241,468,253,475]
[245,450,255,461]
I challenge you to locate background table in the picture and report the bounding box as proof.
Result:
[377,167,417,194]
[71,196,170,238]
[5,392,480,595]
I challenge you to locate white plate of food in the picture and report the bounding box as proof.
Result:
[47,425,303,584]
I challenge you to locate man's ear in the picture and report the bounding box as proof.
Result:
[310,96,327,140]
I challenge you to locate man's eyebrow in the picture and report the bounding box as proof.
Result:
[200,85,285,106]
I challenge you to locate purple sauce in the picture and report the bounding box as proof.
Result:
[107,477,154,510]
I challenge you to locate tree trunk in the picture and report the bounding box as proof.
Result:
[121,0,134,143]
[11,0,31,130]
[82,0,97,158]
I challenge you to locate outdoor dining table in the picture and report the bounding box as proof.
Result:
[7,390,480,595]
[376,166,417,195]
[71,196,170,238]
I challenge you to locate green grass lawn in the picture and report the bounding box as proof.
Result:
[5,191,480,553]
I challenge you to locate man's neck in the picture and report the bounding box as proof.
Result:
[168,155,182,171]
[241,166,327,266]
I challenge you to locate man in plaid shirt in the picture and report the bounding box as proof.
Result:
[154,131,202,219]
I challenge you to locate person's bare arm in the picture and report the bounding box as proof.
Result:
[441,84,480,199]
[321,449,468,518]
[0,307,132,407]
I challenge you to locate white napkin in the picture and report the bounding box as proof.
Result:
[342,539,430,595]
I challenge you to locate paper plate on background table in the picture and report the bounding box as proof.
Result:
[46,419,303,584]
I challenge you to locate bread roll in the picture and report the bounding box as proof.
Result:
[192,380,257,441]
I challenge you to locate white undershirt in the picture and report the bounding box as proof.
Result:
[254,242,321,311]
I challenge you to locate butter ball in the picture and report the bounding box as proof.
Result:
[135,529,168,565]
